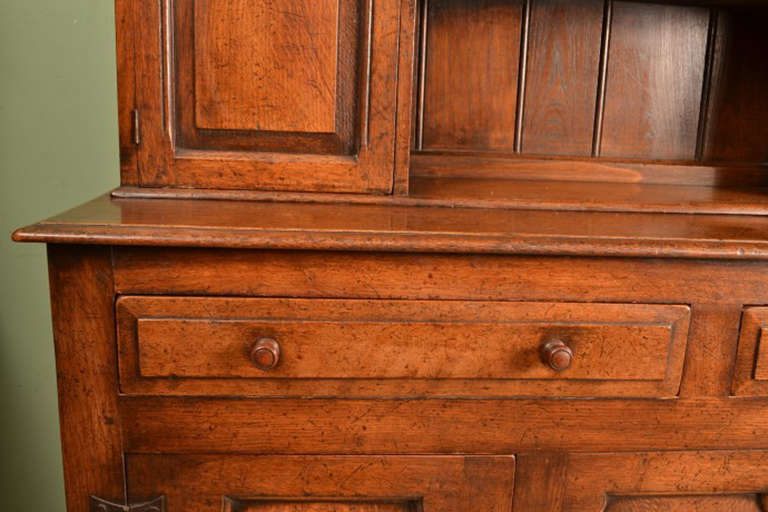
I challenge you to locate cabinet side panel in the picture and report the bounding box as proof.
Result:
[115,0,138,185]
[48,245,124,510]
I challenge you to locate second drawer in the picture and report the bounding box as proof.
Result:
[116,297,690,398]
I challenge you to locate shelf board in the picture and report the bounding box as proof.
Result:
[113,176,768,216]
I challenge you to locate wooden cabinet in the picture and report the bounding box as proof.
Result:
[13,0,768,511]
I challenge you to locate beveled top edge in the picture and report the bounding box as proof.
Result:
[12,191,768,260]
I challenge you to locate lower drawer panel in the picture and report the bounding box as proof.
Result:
[125,455,515,512]
[116,297,690,398]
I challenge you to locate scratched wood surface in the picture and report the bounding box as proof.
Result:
[47,246,124,510]
[562,451,768,511]
[126,455,515,512]
[116,296,689,398]
[606,495,766,512]
[229,503,411,512]
[193,0,339,133]
[131,0,400,193]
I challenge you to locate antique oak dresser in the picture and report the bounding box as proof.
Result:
[12,0,768,510]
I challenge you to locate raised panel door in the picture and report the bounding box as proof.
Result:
[130,0,401,193]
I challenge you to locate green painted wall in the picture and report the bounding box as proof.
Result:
[0,1,119,509]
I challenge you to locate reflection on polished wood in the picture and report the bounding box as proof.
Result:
[15,189,768,259]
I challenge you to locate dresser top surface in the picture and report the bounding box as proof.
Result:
[13,182,768,260]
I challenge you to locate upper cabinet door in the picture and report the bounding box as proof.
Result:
[130,0,401,193]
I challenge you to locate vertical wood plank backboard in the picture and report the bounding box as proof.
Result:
[522,0,604,156]
[600,2,709,160]
[421,0,523,151]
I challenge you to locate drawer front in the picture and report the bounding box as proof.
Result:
[126,455,515,512]
[116,297,690,398]
[733,307,768,395]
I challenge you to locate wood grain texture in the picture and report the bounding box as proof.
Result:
[133,0,400,193]
[126,455,515,511]
[522,0,604,156]
[563,451,768,511]
[679,303,742,397]
[109,248,768,305]
[120,397,768,454]
[194,0,338,133]
[732,307,768,396]
[756,329,768,381]
[133,0,172,184]
[393,0,417,196]
[47,246,124,510]
[116,297,689,398]
[175,0,357,156]
[110,170,768,213]
[703,7,768,163]
[16,190,768,259]
[173,0,354,153]
[228,503,411,512]
[601,2,710,160]
[114,0,137,184]
[512,453,568,512]
[606,495,766,512]
[421,0,523,151]
[411,153,768,188]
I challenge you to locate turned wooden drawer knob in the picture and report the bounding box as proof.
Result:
[250,338,281,371]
[541,339,574,371]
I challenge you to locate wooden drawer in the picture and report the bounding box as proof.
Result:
[733,307,768,396]
[125,455,515,511]
[116,297,690,398]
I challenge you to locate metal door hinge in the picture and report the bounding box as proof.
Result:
[132,109,141,146]
[90,496,165,512]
